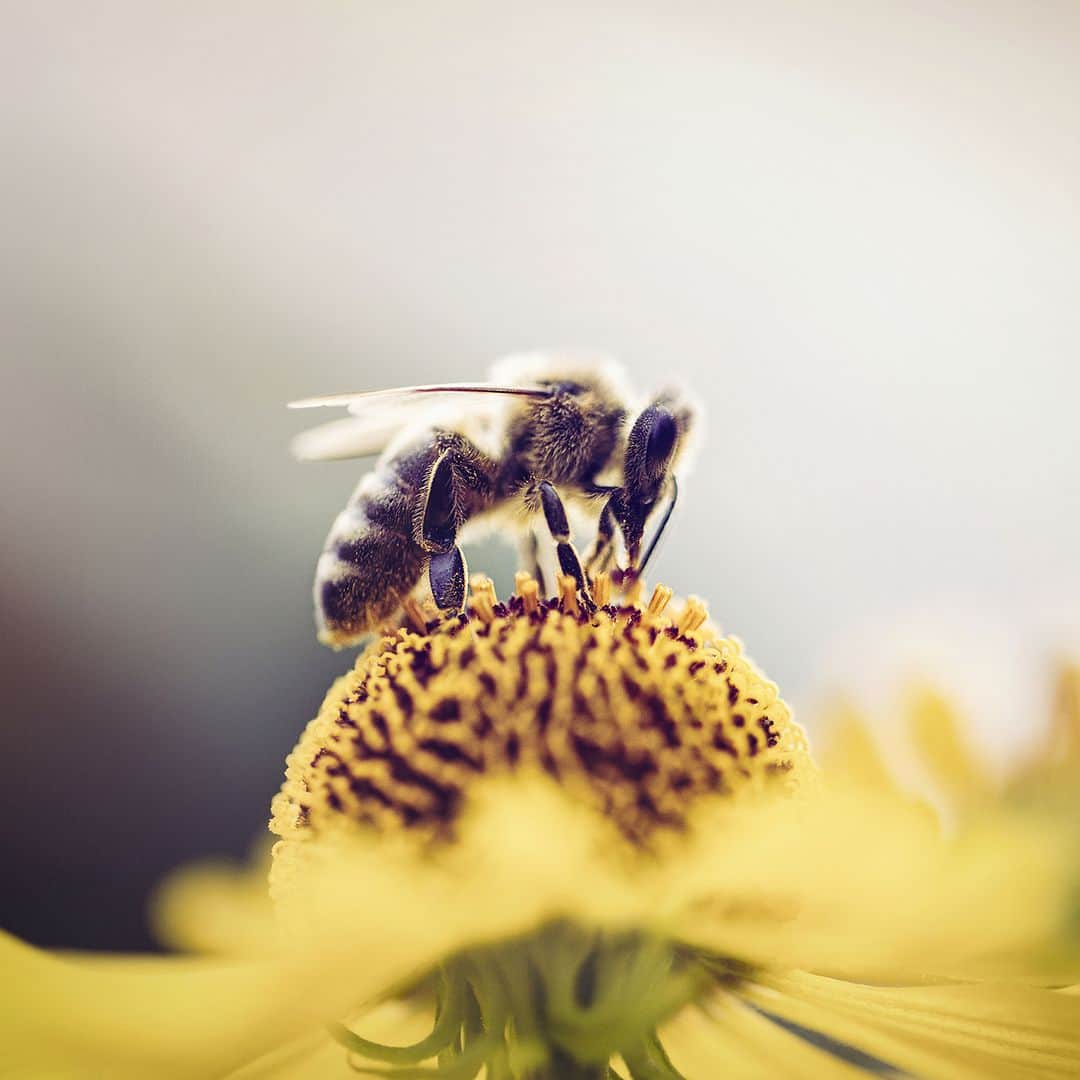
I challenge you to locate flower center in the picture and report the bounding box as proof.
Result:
[272,573,811,848]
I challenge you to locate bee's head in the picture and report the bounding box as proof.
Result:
[616,396,693,569]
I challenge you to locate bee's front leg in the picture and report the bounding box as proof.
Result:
[537,480,595,610]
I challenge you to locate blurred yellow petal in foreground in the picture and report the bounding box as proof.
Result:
[1,932,289,1078]
[4,578,1080,1077]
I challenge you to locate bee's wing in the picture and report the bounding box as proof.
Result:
[288,383,548,462]
[290,415,411,461]
[288,383,549,413]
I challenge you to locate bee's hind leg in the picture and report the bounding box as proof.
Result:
[419,445,476,617]
[537,481,595,610]
[428,546,469,615]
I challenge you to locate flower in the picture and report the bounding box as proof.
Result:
[3,574,1080,1078]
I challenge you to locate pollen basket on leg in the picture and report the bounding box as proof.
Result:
[273,578,812,848]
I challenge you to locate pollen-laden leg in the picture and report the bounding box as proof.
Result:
[538,480,595,610]
[418,444,489,616]
[428,546,468,614]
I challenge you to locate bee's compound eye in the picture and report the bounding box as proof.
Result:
[646,411,677,471]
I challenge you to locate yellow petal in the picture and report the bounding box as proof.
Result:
[905,685,996,814]
[743,970,1080,1080]
[270,776,651,964]
[262,770,1078,992]
[151,845,276,955]
[1012,663,1080,796]
[0,921,449,1079]
[672,782,1073,979]
[815,699,904,798]
[227,999,433,1079]
[1050,663,1080,765]
[661,992,868,1079]
[1,931,297,1077]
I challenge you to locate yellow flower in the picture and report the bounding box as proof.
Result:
[3,575,1079,1078]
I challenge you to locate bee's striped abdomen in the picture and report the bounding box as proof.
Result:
[314,466,428,647]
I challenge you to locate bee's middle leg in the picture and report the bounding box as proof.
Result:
[537,480,594,609]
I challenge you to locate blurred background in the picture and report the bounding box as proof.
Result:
[2,2,1078,951]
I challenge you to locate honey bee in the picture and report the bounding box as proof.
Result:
[290,354,695,647]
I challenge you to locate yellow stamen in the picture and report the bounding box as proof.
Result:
[647,584,673,618]
[515,571,541,615]
[677,597,708,636]
[557,573,580,616]
[468,575,497,625]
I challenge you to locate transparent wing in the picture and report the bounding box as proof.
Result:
[288,383,549,462]
[288,383,548,413]
[290,415,408,462]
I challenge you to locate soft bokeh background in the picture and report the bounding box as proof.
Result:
[2,2,1078,950]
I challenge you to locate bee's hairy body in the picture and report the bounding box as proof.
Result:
[496,387,624,499]
[304,357,693,648]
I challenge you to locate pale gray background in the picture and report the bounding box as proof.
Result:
[2,2,1078,948]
